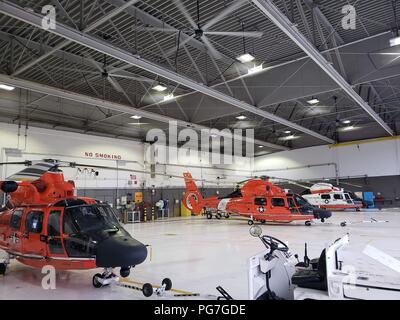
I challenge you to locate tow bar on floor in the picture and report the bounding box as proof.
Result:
[117,278,200,298]
[340,218,389,227]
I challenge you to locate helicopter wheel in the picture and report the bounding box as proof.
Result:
[340,222,347,227]
[142,283,154,297]
[216,213,222,220]
[321,218,325,223]
[248,220,254,226]
[261,220,266,224]
[0,263,6,275]
[206,213,213,220]
[120,267,130,278]
[224,214,230,219]
[92,273,104,288]
[305,221,312,227]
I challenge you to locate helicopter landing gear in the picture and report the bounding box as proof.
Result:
[248,220,254,226]
[216,213,222,220]
[224,214,230,219]
[261,220,266,224]
[206,213,213,220]
[92,268,118,288]
[321,218,325,223]
[305,221,312,227]
[120,266,131,278]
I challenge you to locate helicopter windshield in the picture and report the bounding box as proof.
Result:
[64,204,120,234]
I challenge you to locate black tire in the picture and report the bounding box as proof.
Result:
[216,213,222,220]
[162,278,173,291]
[248,220,254,226]
[92,274,103,288]
[321,218,325,223]
[120,267,130,278]
[261,220,266,224]
[224,214,230,219]
[340,222,347,227]
[305,221,312,227]
[0,263,6,275]
[142,283,154,297]
[206,213,213,220]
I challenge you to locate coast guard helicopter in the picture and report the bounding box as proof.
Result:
[183,173,331,226]
[0,160,148,289]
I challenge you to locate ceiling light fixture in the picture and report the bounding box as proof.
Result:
[130,115,142,120]
[0,84,15,91]
[237,53,255,63]
[342,120,351,124]
[248,64,263,75]
[163,93,175,102]
[152,84,167,92]
[390,36,400,47]
[307,98,320,105]
[284,130,292,134]
[236,115,247,120]
[342,125,356,131]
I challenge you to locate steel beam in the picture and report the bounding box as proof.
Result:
[0,0,334,144]
[0,73,288,151]
[251,0,394,136]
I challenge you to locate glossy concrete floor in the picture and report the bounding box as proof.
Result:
[1,209,400,300]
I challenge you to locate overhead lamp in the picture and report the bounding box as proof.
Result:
[163,93,175,102]
[342,125,356,132]
[0,84,15,91]
[307,98,320,105]
[130,115,142,120]
[342,120,351,124]
[152,84,167,92]
[279,134,299,141]
[258,145,264,148]
[236,115,247,120]
[284,130,292,134]
[390,36,400,47]
[237,53,255,63]
[248,64,263,75]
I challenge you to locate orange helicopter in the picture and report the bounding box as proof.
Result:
[0,160,149,289]
[182,173,331,226]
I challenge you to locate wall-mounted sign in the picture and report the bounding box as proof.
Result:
[135,192,143,203]
[84,152,122,160]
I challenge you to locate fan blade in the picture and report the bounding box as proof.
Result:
[205,31,263,38]
[172,0,198,29]
[83,53,104,73]
[201,36,222,60]
[109,73,154,83]
[203,0,247,30]
[164,34,195,58]
[107,76,124,93]
[136,26,180,33]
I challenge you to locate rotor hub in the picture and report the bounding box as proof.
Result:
[195,28,204,39]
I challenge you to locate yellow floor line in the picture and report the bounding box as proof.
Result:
[118,278,198,295]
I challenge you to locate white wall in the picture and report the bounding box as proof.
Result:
[255,137,400,180]
[0,123,252,189]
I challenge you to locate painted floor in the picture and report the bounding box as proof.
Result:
[1,209,400,300]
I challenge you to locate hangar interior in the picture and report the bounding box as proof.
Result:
[0,0,400,300]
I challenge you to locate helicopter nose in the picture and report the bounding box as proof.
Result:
[313,208,332,220]
[95,236,147,268]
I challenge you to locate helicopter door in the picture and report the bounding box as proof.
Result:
[46,209,66,256]
[22,210,46,257]
[8,208,24,254]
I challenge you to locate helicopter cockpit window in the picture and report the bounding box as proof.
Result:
[26,211,44,233]
[10,210,23,229]
[64,205,119,234]
[254,198,267,206]
[272,198,286,207]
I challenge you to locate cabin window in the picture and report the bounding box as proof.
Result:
[48,211,61,236]
[254,198,267,206]
[334,194,343,200]
[10,210,23,229]
[26,211,44,233]
[48,211,64,255]
[272,198,286,207]
[321,194,331,200]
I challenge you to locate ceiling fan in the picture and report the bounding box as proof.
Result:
[139,0,263,60]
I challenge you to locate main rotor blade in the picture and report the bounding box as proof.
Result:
[0,161,31,166]
[201,35,222,60]
[172,0,198,29]
[205,31,263,38]
[203,0,247,30]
